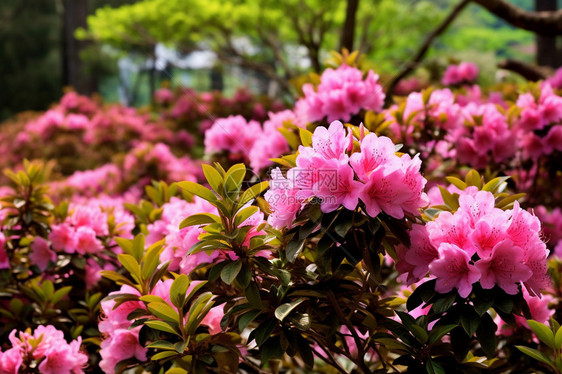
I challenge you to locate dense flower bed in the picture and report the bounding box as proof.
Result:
[0,60,561,373]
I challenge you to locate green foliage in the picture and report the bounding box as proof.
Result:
[517,319,562,373]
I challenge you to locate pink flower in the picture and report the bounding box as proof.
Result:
[49,224,77,253]
[403,224,439,280]
[201,305,225,335]
[429,243,481,298]
[265,168,304,229]
[470,210,509,258]
[359,167,411,219]
[458,187,496,227]
[0,348,22,374]
[475,239,532,294]
[294,65,384,123]
[442,62,478,85]
[38,338,88,374]
[29,237,56,271]
[311,121,350,161]
[544,125,562,153]
[204,115,263,159]
[0,232,9,269]
[313,160,362,213]
[70,205,108,236]
[426,211,476,256]
[350,133,399,182]
[99,328,147,374]
[75,226,103,254]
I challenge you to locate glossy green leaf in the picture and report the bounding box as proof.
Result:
[516,346,555,368]
[221,260,242,285]
[147,302,179,324]
[528,320,556,349]
[202,164,224,195]
[179,213,220,228]
[145,320,181,336]
[177,181,217,202]
[274,298,304,321]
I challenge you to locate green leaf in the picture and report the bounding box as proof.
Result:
[460,307,481,337]
[245,282,263,309]
[224,163,246,195]
[475,313,497,357]
[185,292,215,336]
[482,176,509,193]
[165,369,188,374]
[51,286,72,305]
[438,186,459,211]
[285,239,305,263]
[299,128,313,147]
[516,346,555,369]
[432,292,456,314]
[132,234,145,262]
[239,181,269,206]
[140,295,166,304]
[151,351,178,361]
[445,176,467,190]
[170,274,191,309]
[117,254,142,283]
[528,320,556,349]
[428,324,456,345]
[179,213,220,228]
[410,324,428,343]
[253,318,278,347]
[261,336,284,365]
[221,260,242,285]
[426,359,446,374]
[234,206,258,227]
[141,244,163,280]
[555,325,562,349]
[239,309,261,331]
[235,263,252,289]
[114,237,134,256]
[202,164,225,195]
[147,302,179,324]
[496,193,526,209]
[274,298,304,322]
[145,320,181,336]
[147,340,176,350]
[465,169,482,189]
[177,181,217,202]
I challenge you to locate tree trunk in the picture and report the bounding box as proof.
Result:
[210,64,224,91]
[340,0,360,52]
[535,0,559,67]
[62,0,94,94]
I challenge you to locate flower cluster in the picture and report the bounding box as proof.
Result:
[146,196,218,274]
[204,110,296,172]
[99,280,224,373]
[441,62,479,86]
[397,187,549,297]
[515,84,562,160]
[0,325,87,374]
[295,64,385,123]
[265,121,428,228]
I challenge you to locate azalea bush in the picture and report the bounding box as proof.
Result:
[0,54,561,373]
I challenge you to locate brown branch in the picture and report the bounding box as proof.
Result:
[471,0,562,35]
[340,0,360,51]
[385,0,470,102]
[498,59,550,81]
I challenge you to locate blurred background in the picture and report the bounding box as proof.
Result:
[0,0,557,120]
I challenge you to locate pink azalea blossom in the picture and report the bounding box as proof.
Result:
[429,243,481,298]
[29,237,56,271]
[475,239,532,294]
